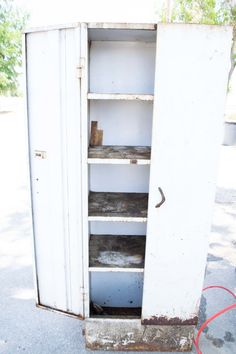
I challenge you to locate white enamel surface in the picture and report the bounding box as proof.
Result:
[86,31,155,312]
[89,100,153,146]
[89,165,150,193]
[88,216,147,222]
[87,158,150,165]
[27,28,83,316]
[87,93,154,100]
[90,221,147,236]
[88,23,155,30]
[25,23,156,34]
[80,23,90,318]
[142,24,232,322]
[89,268,144,273]
[90,272,143,307]
[27,23,232,323]
[89,41,156,94]
[88,28,156,41]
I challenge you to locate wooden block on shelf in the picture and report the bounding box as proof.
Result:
[90,121,103,146]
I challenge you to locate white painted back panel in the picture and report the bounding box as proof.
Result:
[88,29,156,42]
[89,101,153,146]
[89,164,150,193]
[87,36,155,309]
[142,24,232,322]
[90,221,146,236]
[90,272,143,307]
[27,28,84,316]
[89,41,156,94]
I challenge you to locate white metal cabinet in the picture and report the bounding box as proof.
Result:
[25,22,232,351]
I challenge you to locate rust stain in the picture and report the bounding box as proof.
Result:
[36,303,84,320]
[130,159,137,164]
[87,340,192,352]
[141,315,198,326]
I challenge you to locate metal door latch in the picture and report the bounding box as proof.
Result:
[34,150,47,159]
[76,58,85,78]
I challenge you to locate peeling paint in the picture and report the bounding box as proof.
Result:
[141,315,198,326]
[179,337,188,349]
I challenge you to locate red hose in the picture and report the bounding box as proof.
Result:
[193,286,236,354]
[203,285,236,299]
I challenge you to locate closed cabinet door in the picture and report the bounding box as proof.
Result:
[26,26,84,317]
[142,24,232,325]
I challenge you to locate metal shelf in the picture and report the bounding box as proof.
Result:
[88,192,148,222]
[89,235,145,271]
[87,93,154,101]
[88,145,151,165]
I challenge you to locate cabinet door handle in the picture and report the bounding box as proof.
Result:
[155,187,166,208]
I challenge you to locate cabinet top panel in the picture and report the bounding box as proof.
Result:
[25,22,156,34]
[25,22,232,35]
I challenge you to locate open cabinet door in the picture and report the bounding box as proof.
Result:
[142,24,232,325]
[26,26,84,317]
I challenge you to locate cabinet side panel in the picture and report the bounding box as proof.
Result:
[80,23,90,318]
[26,28,83,316]
[142,24,232,324]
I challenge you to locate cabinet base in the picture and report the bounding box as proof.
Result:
[85,318,194,351]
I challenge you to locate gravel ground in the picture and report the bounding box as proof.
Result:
[0,98,235,354]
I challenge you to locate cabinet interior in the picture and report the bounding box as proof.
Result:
[87,28,156,318]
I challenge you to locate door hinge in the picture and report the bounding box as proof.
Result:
[76,58,85,79]
[82,291,87,302]
[81,287,87,302]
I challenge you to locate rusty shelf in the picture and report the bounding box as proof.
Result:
[88,192,148,222]
[88,145,151,165]
[89,235,146,271]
